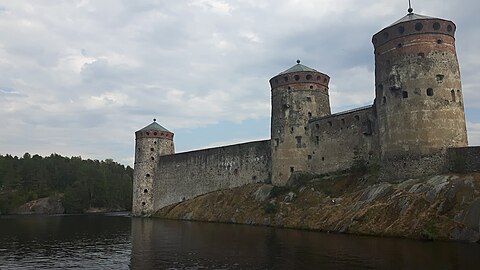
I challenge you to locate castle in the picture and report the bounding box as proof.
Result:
[132,10,478,217]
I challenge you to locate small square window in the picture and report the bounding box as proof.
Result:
[402,91,408,98]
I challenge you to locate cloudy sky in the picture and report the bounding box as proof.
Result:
[0,0,478,166]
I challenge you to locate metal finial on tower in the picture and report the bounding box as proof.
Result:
[153,118,156,122]
[296,59,301,64]
[408,0,413,14]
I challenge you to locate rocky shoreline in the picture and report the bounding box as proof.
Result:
[155,172,480,243]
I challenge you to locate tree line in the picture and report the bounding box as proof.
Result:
[0,153,133,214]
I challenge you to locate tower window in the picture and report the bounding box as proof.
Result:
[150,148,154,151]
[307,97,312,102]
[415,23,423,31]
[437,39,443,44]
[397,43,402,48]
[398,26,405,34]
[355,115,360,121]
[433,22,440,30]
[315,136,319,145]
[402,91,408,98]
[447,25,453,32]
[295,136,302,147]
[146,132,150,135]
[451,90,456,102]
[154,132,158,135]
[290,127,294,133]
[418,52,425,58]
[274,138,279,147]
[294,75,300,81]
[308,112,312,118]
[151,157,155,161]
[315,124,319,129]
[287,86,291,90]
[142,202,146,206]
[324,78,327,83]
[322,157,325,161]
[317,76,321,81]
[290,167,294,173]
[306,74,312,80]
[309,85,313,89]
[427,88,434,96]
[144,189,148,193]
[328,121,332,127]
[436,74,444,82]
[383,96,387,104]
[308,155,312,160]
[146,174,150,177]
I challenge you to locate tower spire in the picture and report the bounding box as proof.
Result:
[408,0,413,14]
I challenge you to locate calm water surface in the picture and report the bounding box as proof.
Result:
[0,214,479,269]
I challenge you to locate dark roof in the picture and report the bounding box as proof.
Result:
[389,13,436,26]
[139,122,171,133]
[278,62,318,75]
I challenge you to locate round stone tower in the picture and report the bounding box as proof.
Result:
[270,60,331,185]
[132,119,174,216]
[372,10,468,163]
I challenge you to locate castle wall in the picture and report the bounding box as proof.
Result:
[306,106,379,174]
[154,140,271,210]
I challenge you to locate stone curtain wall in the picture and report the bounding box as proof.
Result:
[306,107,379,175]
[154,140,271,210]
[447,147,480,172]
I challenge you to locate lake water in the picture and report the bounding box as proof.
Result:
[0,214,479,269]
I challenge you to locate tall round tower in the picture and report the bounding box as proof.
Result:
[270,60,331,185]
[372,10,468,166]
[132,119,174,216]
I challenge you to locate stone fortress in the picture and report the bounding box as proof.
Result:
[132,9,480,216]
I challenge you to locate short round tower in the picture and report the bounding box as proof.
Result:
[270,60,331,185]
[132,119,174,216]
[372,11,468,163]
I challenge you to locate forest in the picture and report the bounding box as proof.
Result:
[0,153,133,214]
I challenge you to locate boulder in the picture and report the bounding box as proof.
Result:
[14,197,65,215]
